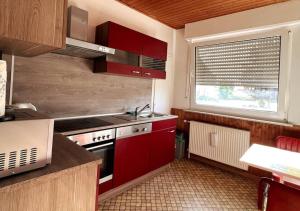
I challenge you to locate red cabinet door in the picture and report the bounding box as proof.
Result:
[96,22,143,55]
[95,21,167,79]
[94,60,142,77]
[114,133,151,187]
[142,35,167,61]
[152,118,177,132]
[149,127,176,171]
[141,67,166,79]
[106,62,142,77]
[108,22,143,55]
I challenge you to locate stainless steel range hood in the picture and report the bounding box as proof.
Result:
[53,37,115,59]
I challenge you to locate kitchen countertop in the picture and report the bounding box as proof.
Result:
[56,114,178,136]
[0,134,101,189]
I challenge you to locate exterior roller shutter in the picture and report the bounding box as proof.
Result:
[195,36,281,88]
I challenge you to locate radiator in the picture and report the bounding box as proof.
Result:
[189,121,250,170]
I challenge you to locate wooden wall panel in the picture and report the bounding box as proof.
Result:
[118,0,288,29]
[171,108,300,177]
[12,53,152,118]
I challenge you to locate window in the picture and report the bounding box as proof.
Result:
[191,31,290,121]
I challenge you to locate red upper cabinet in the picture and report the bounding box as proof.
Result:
[142,35,167,61]
[95,21,167,79]
[96,22,143,55]
[141,68,166,79]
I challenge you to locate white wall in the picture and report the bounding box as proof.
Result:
[287,25,300,124]
[68,0,175,114]
[172,29,189,109]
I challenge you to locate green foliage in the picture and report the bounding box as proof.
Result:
[218,86,234,99]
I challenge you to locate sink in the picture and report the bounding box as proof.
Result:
[139,113,166,118]
[114,113,167,122]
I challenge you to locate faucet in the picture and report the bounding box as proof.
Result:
[134,104,151,117]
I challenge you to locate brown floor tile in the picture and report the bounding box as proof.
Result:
[99,159,258,211]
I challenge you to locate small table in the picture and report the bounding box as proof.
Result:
[240,144,300,185]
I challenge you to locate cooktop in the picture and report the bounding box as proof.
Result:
[54,117,114,133]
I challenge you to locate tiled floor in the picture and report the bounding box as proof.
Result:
[99,159,258,210]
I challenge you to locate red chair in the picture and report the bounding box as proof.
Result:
[258,136,300,210]
[273,136,300,188]
[276,136,300,153]
[258,178,300,211]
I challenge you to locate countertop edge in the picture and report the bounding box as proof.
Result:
[0,160,101,191]
[59,115,178,136]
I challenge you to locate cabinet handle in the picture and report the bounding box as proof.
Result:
[144,72,151,76]
[132,70,140,74]
[169,130,176,133]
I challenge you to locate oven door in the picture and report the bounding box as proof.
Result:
[85,140,114,184]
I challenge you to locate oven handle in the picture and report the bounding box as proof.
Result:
[86,142,114,151]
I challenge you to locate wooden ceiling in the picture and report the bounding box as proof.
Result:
[118,0,288,29]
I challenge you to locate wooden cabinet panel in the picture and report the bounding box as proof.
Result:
[114,134,151,187]
[142,35,167,61]
[0,0,67,56]
[149,128,176,171]
[0,162,99,211]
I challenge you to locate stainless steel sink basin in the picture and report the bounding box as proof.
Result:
[114,113,167,122]
[139,113,166,118]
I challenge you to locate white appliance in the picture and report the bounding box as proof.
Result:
[0,109,54,179]
[0,60,6,117]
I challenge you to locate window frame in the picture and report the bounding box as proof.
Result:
[190,29,291,121]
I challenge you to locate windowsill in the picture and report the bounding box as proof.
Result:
[184,109,293,127]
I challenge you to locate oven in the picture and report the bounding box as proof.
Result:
[67,128,116,184]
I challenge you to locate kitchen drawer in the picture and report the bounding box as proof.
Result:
[152,118,177,132]
[141,68,166,79]
[94,61,142,77]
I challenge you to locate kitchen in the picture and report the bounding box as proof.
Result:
[1,0,300,210]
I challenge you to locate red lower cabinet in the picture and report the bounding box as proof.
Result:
[149,127,176,171]
[99,180,113,194]
[112,118,177,190]
[113,133,151,187]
